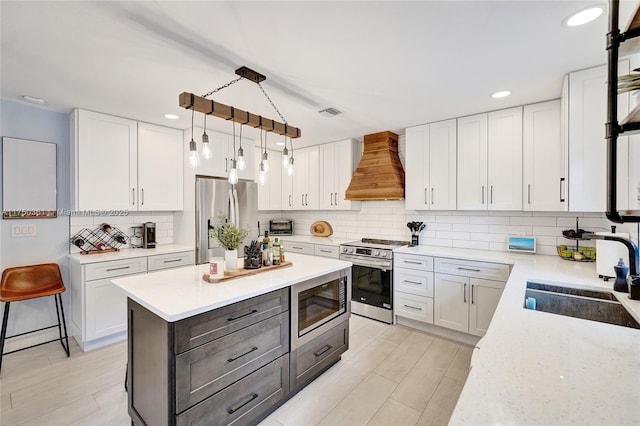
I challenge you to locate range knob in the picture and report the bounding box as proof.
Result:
[373,250,380,257]
[341,246,348,253]
[348,247,355,254]
[381,251,388,258]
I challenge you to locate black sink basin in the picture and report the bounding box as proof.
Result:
[524,282,640,329]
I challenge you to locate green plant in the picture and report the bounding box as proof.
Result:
[210,213,250,251]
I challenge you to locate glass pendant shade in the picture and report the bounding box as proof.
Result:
[287,157,294,176]
[258,162,266,185]
[262,151,269,172]
[201,130,212,160]
[282,146,289,167]
[189,139,201,168]
[237,146,246,170]
[228,159,239,184]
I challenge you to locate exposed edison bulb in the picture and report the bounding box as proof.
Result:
[189,139,201,168]
[202,140,212,160]
[288,156,294,176]
[262,151,269,172]
[237,147,246,171]
[282,146,289,168]
[258,162,266,185]
[228,159,239,185]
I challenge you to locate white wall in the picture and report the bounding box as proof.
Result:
[0,100,71,352]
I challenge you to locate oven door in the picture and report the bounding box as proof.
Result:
[291,269,351,349]
[343,257,392,310]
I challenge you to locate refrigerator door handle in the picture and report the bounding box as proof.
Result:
[233,186,240,227]
[228,188,237,227]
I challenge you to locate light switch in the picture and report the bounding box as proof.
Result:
[11,224,36,237]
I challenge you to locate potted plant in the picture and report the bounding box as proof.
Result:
[210,213,250,271]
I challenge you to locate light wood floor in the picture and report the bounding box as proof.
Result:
[0,315,471,426]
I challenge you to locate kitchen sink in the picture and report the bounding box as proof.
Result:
[524,282,640,329]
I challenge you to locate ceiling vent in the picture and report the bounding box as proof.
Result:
[318,107,342,117]
[345,131,405,200]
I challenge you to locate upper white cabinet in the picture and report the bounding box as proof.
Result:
[319,139,361,210]
[406,119,457,210]
[568,61,630,212]
[137,123,184,211]
[457,107,523,210]
[256,147,282,211]
[522,100,566,211]
[192,126,254,182]
[292,146,320,210]
[72,109,183,211]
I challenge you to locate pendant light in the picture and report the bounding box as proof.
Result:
[188,108,201,168]
[287,136,294,176]
[201,113,212,160]
[237,123,246,171]
[282,136,289,168]
[258,129,267,185]
[228,121,239,185]
[262,132,269,172]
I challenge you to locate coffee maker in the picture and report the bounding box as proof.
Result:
[142,222,156,249]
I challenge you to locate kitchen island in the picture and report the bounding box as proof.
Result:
[111,253,352,426]
[397,246,640,425]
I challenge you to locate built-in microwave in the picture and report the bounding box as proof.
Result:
[290,268,351,350]
[269,219,293,236]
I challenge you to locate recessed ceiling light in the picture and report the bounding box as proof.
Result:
[275,141,285,146]
[21,95,46,105]
[564,6,603,27]
[491,90,511,99]
[164,113,179,119]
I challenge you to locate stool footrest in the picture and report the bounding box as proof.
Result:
[4,323,59,340]
[2,335,68,356]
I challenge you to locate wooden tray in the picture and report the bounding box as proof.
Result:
[202,261,293,283]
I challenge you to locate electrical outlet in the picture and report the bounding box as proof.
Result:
[11,224,36,237]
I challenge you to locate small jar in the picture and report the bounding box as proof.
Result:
[209,257,224,279]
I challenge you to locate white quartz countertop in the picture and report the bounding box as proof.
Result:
[396,246,640,425]
[111,253,351,322]
[67,244,194,264]
[278,235,355,246]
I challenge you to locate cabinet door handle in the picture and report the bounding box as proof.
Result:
[490,185,494,204]
[463,283,467,303]
[560,177,566,202]
[457,266,481,272]
[527,184,531,205]
[431,188,434,204]
[334,192,338,206]
[163,258,182,263]
[424,188,428,205]
[403,280,422,285]
[471,284,475,304]
[141,188,145,205]
[225,157,228,172]
[227,346,258,363]
[305,194,308,206]
[301,194,304,206]
[289,194,292,207]
[481,186,485,205]
[227,309,258,322]
[227,393,259,414]
[106,266,131,272]
[313,344,333,358]
[132,188,136,205]
[403,304,422,311]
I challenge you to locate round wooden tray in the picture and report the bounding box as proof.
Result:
[310,221,333,237]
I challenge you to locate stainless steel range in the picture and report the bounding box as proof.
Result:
[339,238,408,323]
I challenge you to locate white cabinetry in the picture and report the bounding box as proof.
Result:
[568,61,630,212]
[457,107,522,210]
[72,109,184,211]
[292,146,320,209]
[69,250,195,351]
[522,100,567,211]
[393,253,434,324]
[433,258,509,337]
[256,148,282,211]
[405,119,457,210]
[319,139,361,210]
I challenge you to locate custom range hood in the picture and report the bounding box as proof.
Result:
[345,131,405,200]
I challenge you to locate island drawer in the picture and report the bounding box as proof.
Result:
[147,251,195,272]
[290,320,348,392]
[176,354,290,426]
[394,253,433,271]
[394,269,434,297]
[174,288,289,353]
[434,257,510,281]
[85,257,147,281]
[175,312,289,413]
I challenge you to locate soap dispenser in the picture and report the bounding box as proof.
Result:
[613,258,629,293]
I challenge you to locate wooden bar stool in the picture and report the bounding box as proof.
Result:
[0,263,70,371]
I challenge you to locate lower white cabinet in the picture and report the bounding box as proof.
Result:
[314,244,339,259]
[433,258,508,337]
[393,253,435,324]
[70,250,194,351]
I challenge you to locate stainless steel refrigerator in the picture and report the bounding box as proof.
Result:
[195,176,258,265]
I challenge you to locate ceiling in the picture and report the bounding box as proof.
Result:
[2,1,639,150]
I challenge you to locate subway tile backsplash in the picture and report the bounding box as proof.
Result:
[259,206,639,256]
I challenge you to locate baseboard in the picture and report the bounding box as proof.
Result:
[74,331,127,352]
[395,316,481,347]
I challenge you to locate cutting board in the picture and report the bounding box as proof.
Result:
[310,221,333,237]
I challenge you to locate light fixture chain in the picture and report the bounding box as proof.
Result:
[201,76,243,98]
[257,82,287,124]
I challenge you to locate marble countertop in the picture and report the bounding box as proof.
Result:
[67,244,195,264]
[277,235,355,246]
[111,253,351,322]
[396,246,640,425]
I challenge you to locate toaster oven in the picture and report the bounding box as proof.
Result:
[269,219,293,236]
